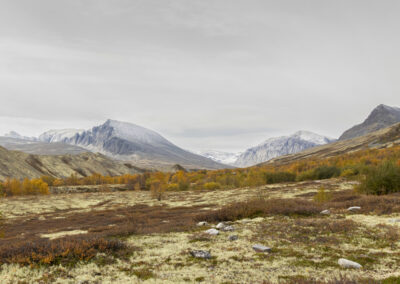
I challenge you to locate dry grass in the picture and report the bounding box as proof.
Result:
[326,190,400,215]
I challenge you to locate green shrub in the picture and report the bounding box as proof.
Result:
[265,172,296,184]
[358,161,400,195]
[166,183,179,191]
[296,170,315,182]
[203,182,221,190]
[297,166,341,181]
[313,187,332,203]
[312,166,341,180]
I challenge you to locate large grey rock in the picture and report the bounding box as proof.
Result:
[190,250,211,259]
[205,229,219,235]
[252,244,271,253]
[197,221,208,226]
[216,222,226,229]
[347,206,361,212]
[222,225,235,232]
[338,258,362,269]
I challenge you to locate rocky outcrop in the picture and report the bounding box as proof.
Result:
[339,104,400,140]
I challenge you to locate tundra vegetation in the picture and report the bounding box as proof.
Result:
[0,145,399,283]
[1,145,400,197]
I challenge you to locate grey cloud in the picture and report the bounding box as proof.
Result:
[0,0,399,152]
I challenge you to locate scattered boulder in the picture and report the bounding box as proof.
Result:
[228,235,238,241]
[347,206,361,212]
[222,225,235,232]
[216,222,226,229]
[338,258,362,269]
[389,219,400,223]
[197,221,208,226]
[320,209,330,215]
[205,229,219,235]
[252,244,271,253]
[190,250,211,259]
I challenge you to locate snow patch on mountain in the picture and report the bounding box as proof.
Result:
[199,150,241,165]
[4,131,37,141]
[234,131,336,167]
[39,129,85,143]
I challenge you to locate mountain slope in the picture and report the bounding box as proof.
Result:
[4,131,37,141]
[199,150,241,165]
[43,120,227,170]
[235,131,335,167]
[264,122,400,166]
[0,146,141,180]
[0,137,88,155]
[339,104,400,140]
[39,129,85,143]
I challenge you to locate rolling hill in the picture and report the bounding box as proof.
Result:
[0,146,142,180]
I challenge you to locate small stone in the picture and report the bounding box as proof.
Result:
[252,244,271,253]
[338,258,362,269]
[190,250,211,259]
[222,225,235,232]
[216,222,226,229]
[228,235,238,241]
[347,206,361,212]
[205,228,219,235]
[197,221,208,226]
[320,209,330,215]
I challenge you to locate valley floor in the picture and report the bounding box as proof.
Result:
[1,179,400,283]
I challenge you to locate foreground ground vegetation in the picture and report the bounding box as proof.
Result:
[0,178,400,283]
[0,145,400,282]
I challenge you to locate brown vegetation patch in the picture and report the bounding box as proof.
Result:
[0,203,209,265]
[195,198,322,222]
[0,236,125,266]
[326,190,400,215]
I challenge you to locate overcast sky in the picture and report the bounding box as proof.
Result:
[1,0,400,152]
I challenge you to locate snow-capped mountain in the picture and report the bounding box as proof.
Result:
[234,131,336,167]
[199,150,241,165]
[4,131,37,141]
[39,129,85,143]
[37,119,226,170]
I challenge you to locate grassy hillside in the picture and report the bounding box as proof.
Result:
[0,146,142,180]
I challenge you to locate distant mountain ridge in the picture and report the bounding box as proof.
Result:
[198,150,241,165]
[0,137,88,155]
[264,122,400,167]
[33,120,227,170]
[339,104,400,140]
[39,129,85,143]
[234,131,335,167]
